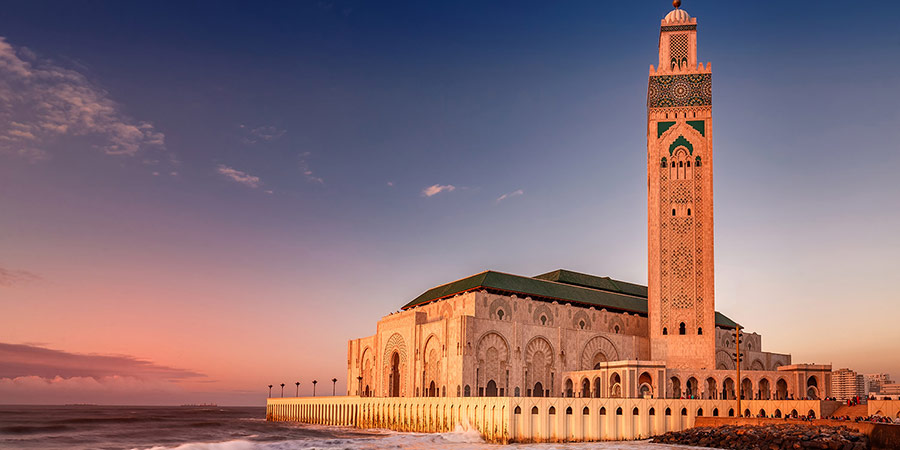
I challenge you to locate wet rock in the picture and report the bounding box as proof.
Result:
[650,424,869,450]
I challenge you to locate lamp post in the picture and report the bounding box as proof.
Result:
[295,381,300,397]
[357,376,363,397]
[280,383,285,398]
[312,380,318,396]
[268,384,273,398]
[332,378,338,396]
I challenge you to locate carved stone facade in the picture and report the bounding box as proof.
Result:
[346,5,831,405]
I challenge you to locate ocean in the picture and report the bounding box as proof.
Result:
[0,405,706,450]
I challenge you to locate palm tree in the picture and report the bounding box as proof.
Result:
[280,383,285,397]
[312,380,318,396]
[267,385,273,398]
[295,381,300,397]
[332,378,338,396]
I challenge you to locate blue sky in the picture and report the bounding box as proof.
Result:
[0,0,898,404]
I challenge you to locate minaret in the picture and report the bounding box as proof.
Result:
[647,0,715,369]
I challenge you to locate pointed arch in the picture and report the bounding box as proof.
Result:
[580,335,620,370]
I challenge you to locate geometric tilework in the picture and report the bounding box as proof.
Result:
[661,24,696,32]
[648,73,711,108]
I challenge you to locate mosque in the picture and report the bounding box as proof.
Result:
[266,3,866,442]
[345,1,832,405]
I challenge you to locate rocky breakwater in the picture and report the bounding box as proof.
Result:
[652,423,869,450]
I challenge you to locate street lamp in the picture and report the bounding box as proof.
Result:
[357,376,363,397]
[268,384,273,398]
[280,383,285,398]
[332,378,338,396]
[312,380,318,396]
[295,381,300,397]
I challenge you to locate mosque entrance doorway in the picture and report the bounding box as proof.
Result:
[390,352,400,397]
[533,382,544,397]
[486,380,498,397]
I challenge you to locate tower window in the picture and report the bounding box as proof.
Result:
[686,161,690,167]
[662,327,668,335]
[614,325,620,334]
[679,322,686,335]
[672,209,676,216]
[687,208,691,216]
[679,161,683,168]
[497,310,504,320]
[698,327,703,335]
[540,315,547,325]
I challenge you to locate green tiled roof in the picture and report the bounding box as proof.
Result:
[400,269,740,329]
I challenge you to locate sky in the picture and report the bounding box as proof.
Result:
[1,0,899,406]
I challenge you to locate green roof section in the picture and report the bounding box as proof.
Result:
[401,269,740,329]
[533,269,648,298]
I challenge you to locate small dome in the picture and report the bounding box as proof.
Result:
[664,8,690,23]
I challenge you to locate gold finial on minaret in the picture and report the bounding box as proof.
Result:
[673,0,682,8]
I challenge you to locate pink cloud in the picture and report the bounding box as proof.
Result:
[421,184,455,197]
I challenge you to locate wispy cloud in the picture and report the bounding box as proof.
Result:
[422,184,456,197]
[216,164,261,189]
[299,152,323,184]
[0,37,167,161]
[240,124,286,144]
[496,189,524,203]
[0,267,42,287]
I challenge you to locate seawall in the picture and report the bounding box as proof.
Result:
[266,396,825,443]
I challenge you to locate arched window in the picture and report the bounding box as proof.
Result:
[681,408,688,416]
[697,408,703,416]
[599,407,607,415]
[687,208,691,216]
[679,161,683,168]
[633,407,639,415]
[549,406,556,415]
[540,315,547,325]
[662,327,668,335]
[497,310,504,320]
[649,407,656,416]
[579,320,585,329]
[566,407,573,415]
[713,408,719,417]
[614,325,620,334]
[665,407,671,416]
[661,157,668,168]
[698,327,703,335]
[616,407,623,416]
[514,387,520,397]
[672,209,676,216]
[695,156,702,167]
[531,406,539,415]
[514,406,521,414]
[679,322,686,335]
[464,385,470,397]
[583,407,590,415]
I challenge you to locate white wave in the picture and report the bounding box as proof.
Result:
[141,434,711,450]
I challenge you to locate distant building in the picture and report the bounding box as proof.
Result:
[882,383,900,396]
[832,368,865,400]
[864,373,893,394]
